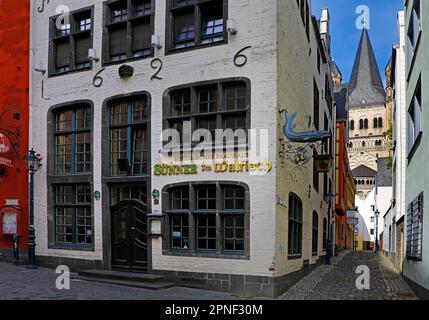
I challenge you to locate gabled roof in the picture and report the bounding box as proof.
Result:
[334,84,348,121]
[330,60,342,79]
[352,165,377,178]
[348,29,385,107]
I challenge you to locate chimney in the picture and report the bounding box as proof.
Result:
[320,8,331,55]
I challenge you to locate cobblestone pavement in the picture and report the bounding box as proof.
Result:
[0,262,236,300]
[279,251,419,300]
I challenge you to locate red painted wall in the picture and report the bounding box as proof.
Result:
[335,122,347,215]
[335,122,347,249]
[0,0,30,249]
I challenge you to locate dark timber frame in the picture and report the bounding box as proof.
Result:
[101,90,152,271]
[46,100,95,251]
[162,77,252,153]
[161,181,250,259]
[102,0,156,66]
[48,6,95,77]
[165,0,229,55]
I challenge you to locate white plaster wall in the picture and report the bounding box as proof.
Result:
[355,186,391,244]
[393,11,407,224]
[382,209,392,253]
[31,0,278,275]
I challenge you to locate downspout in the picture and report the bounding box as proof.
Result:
[29,0,35,149]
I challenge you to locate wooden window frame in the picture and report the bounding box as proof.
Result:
[49,6,94,77]
[162,181,250,259]
[165,0,228,55]
[54,184,93,247]
[312,211,319,256]
[288,193,303,259]
[108,95,151,176]
[162,78,251,155]
[54,107,91,175]
[102,0,155,66]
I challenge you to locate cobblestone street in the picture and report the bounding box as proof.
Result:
[279,251,418,300]
[0,262,236,300]
[0,251,419,300]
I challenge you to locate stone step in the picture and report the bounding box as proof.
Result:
[78,269,170,284]
[77,275,176,291]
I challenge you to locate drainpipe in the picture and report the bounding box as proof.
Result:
[29,0,35,149]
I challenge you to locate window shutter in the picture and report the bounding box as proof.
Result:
[110,27,127,56]
[132,23,151,51]
[75,36,91,63]
[56,41,70,67]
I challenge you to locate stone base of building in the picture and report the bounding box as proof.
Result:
[402,275,429,300]
[154,256,325,298]
[0,248,28,265]
[30,255,325,298]
[36,255,105,272]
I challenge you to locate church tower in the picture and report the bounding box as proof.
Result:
[346,29,389,199]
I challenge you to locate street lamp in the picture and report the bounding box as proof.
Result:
[23,149,42,269]
[374,209,380,254]
[325,192,334,265]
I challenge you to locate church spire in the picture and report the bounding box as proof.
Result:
[348,28,385,107]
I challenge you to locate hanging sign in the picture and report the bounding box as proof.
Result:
[0,132,13,168]
[0,132,11,154]
[0,157,12,168]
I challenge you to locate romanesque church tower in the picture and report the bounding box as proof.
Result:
[346,29,389,200]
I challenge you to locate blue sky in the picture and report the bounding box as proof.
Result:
[312,0,404,84]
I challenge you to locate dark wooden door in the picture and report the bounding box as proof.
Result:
[111,201,148,272]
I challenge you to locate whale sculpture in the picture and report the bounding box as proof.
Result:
[282,111,332,143]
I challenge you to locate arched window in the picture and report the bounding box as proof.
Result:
[312,211,319,256]
[378,117,383,128]
[350,120,355,130]
[364,118,369,129]
[288,193,303,258]
[362,141,366,147]
[323,218,327,251]
[109,96,150,176]
[50,101,94,246]
[374,118,378,128]
[359,119,364,130]
[349,142,353,148]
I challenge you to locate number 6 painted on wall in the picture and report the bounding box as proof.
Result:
[93,68,105,88]
[234,46,252,67]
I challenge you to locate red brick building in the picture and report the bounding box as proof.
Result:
[0,0,30,256]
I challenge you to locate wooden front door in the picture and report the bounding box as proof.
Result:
[111,201,148,272]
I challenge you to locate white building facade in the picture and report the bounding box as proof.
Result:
[386,11,406,270]
[29,0,335,297]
